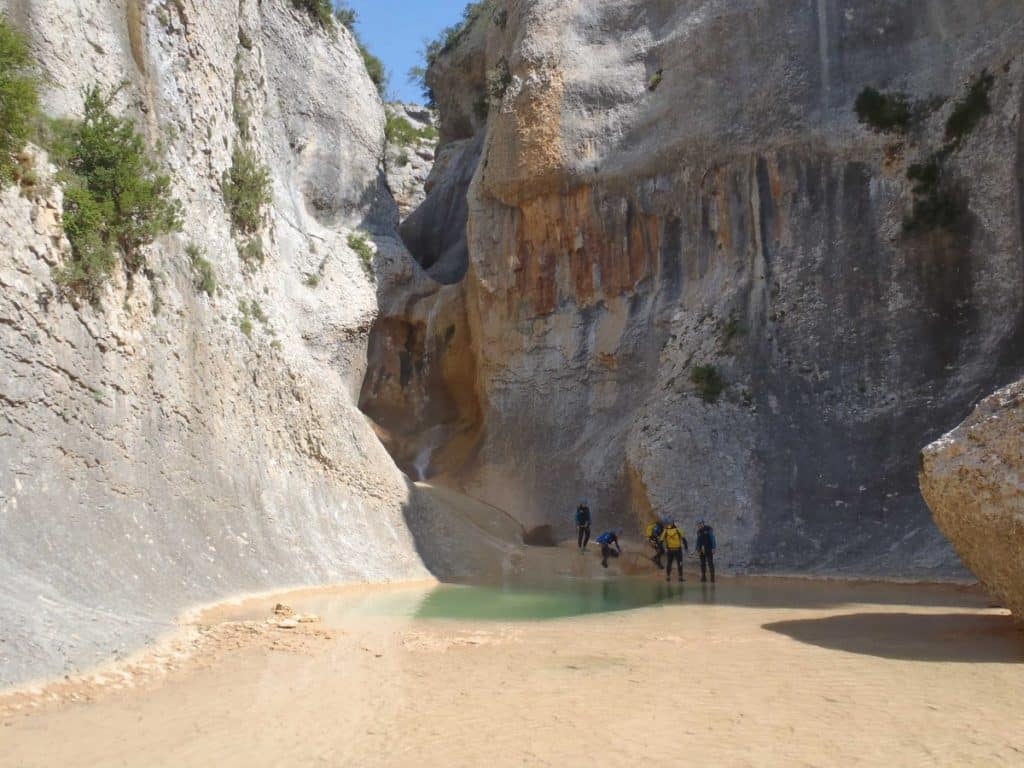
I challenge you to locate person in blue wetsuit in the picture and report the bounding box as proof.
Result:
[575,500,592,552]
[595,529,622,568]
[694,519,717,583]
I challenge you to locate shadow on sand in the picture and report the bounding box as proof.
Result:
[763,612,1024,663]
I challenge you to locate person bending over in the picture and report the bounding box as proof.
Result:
[646,519,666,569]
[595,529,622,568]
[660,520,688,582]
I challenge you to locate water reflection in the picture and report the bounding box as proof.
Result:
[414,578,678,621]
[223,576,991,627]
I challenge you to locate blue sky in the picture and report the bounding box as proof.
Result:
[344,0,471,103]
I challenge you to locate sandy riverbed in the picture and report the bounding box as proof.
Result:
[2,576,1022,767]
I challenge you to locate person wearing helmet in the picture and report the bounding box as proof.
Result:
[575,500,592,552]
[645,518,666,568]
[595,529,622,568]
[659,520,689,582]
[695,519,717,583]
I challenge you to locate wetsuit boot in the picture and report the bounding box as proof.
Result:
[700,551,715,582]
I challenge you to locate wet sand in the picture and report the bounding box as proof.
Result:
[2,576,1023,767]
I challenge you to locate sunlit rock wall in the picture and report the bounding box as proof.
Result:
[366,0,1024,577]
[0,0,428,688]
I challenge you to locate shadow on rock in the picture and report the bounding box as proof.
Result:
[399,480,525,583]
[763,612,1024,663]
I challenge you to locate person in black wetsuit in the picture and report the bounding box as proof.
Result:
[695,519,717,583]
[575,501,591,552]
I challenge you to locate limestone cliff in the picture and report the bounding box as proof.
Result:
[384,103,438,219]
[0,0,429,688]
[920,379,1024,621]
[365,0,1024,577]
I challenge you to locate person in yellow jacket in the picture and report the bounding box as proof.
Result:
[659,520,689,582]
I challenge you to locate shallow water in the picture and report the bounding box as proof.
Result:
[230,578,676,623]
[415,579,672,620]
[230,575,994,625]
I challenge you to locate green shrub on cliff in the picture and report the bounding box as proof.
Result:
[385,114,437,146]
[223,143,271,236]
[334,5,357,31]
[945,69,994,147]
[854,87,912,133]
[54,85,183,297]
[899,70,995,234]
[690,365,725,404]
[0,15,41,184]
[425,1,492,65]
[360,44,388,96]
[348,231,374,280]
[903,152,966,234]
[407,65,436,109]
[487,57,512,103]
[186,242,217,298]
[291,0,334,31]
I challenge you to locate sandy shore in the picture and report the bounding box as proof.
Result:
[2,576,1022,767]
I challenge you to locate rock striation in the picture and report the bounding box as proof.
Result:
[0,0,429,687]
[365,0,1024,577]
[920,379,1024,621]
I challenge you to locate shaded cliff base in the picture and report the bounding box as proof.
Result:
[2,577,1021,767]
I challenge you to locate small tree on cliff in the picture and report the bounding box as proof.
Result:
[0,15,41,184]
[54,85,183,297]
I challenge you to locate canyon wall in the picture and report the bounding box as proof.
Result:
[0,0,429,687]
[366,0,1024,577]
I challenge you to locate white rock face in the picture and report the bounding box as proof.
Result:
[0,0,427,687]
[920,380,1024,621]
[385,103,437,218]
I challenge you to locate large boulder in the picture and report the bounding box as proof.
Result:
[920,380,1024,620]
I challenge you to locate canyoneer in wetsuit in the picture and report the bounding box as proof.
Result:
[595,529,622,568]
[695,519,717,583]
[646,519,666,569]
[575,501,592,552]
[660,520,688,582]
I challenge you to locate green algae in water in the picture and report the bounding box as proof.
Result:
[413,579,677,621]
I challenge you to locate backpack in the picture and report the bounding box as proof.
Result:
[662,526,684,550]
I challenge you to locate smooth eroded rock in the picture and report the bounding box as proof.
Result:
[920,380,1024,620]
